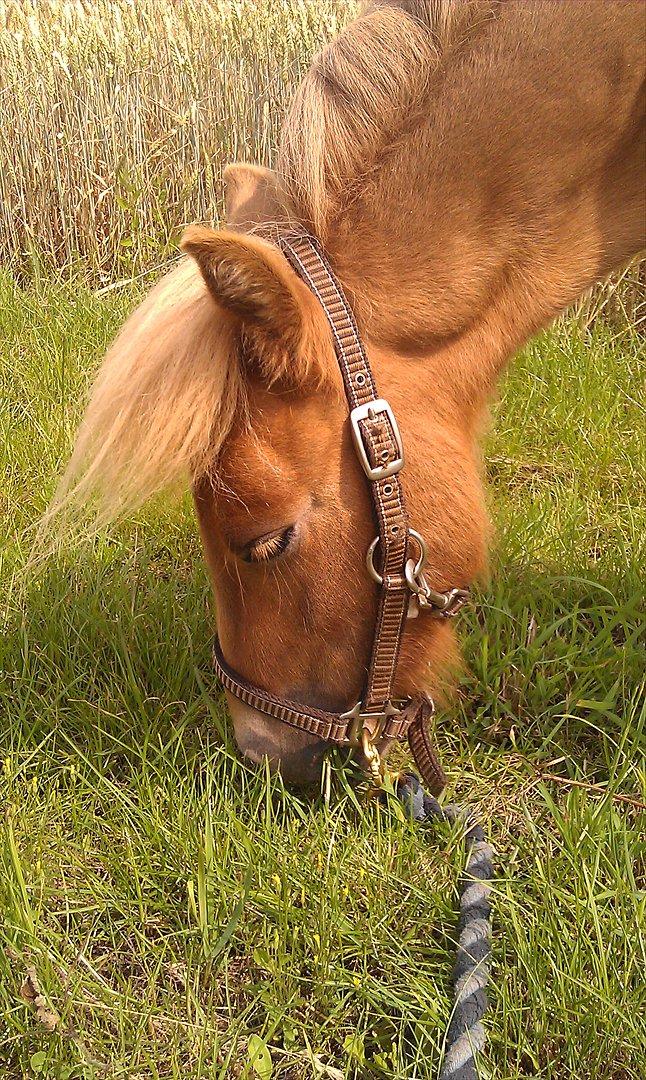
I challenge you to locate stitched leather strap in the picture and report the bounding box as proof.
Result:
[277,233,411,713]
[212,636,416,744]
[407,694,448,797]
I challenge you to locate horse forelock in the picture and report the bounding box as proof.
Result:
[48,258,246,530]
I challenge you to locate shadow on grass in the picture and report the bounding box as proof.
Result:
[1,544,234,779]
[449,557,644,785]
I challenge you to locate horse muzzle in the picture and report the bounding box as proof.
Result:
[226,692,400,787]
[226,692,330,786]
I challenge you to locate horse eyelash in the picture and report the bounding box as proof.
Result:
[245,525,295,564]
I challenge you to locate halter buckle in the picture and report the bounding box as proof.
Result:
[341,699,410,789]
[350,399,405,481]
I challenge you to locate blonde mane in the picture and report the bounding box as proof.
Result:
[49,259,244,528]
[277,1,497,238]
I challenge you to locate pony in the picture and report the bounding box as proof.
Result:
[52,1,645,783]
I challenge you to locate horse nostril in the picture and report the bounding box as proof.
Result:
[225,693,329,787]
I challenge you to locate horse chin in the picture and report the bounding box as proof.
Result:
[226,693,329,787]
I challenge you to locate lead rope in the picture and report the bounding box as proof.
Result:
[396,773,494,1080]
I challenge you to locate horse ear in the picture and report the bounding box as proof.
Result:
[223,163,283,228]
[181,227,304,345]
[180,226,334,388]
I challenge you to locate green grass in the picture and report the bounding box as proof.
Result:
[1,271,644,1079]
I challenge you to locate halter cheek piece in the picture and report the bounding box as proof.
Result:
[212,232,470,794]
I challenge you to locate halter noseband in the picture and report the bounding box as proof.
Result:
[212,232,470,793]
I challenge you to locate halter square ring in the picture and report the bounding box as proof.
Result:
[340,699,412,746]
[350,399,405,480]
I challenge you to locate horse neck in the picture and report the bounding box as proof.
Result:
[327,2,644,403]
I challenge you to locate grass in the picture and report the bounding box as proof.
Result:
[1,269,645,1079]
[0,0,353,284]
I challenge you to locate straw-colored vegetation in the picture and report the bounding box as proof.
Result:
[0,0,643,321]
[1,2,644,1078]
[0,0,354,282]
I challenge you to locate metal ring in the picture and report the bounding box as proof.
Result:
[366,529,427,586]
[408,530,427,574]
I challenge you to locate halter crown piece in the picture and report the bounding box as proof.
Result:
[212,232,470,792]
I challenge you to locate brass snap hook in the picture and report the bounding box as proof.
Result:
[360,728,384,787]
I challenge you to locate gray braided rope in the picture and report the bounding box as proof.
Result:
[396,773,494,1080]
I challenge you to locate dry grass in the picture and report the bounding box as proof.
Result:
[0,0,354,283]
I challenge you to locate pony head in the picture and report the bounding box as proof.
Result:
[51,0,644,782]
[52,157,487,783]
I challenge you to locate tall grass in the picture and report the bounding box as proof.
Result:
[1,275,644,1077]
[0,0,353,283]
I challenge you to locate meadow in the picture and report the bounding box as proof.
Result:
[1,2,645,1079]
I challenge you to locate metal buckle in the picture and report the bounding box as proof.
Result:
[350,399,405,481]
[366,527,470,618]
[340,699,410,747]
[405,557,470,619]
[434,586,471,617]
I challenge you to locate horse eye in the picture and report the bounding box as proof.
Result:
[243,525,296,564]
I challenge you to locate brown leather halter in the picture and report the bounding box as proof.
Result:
[213,232,470,795]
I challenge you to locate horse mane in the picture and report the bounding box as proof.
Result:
[48,259,244,528]
[277,0,498,238]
